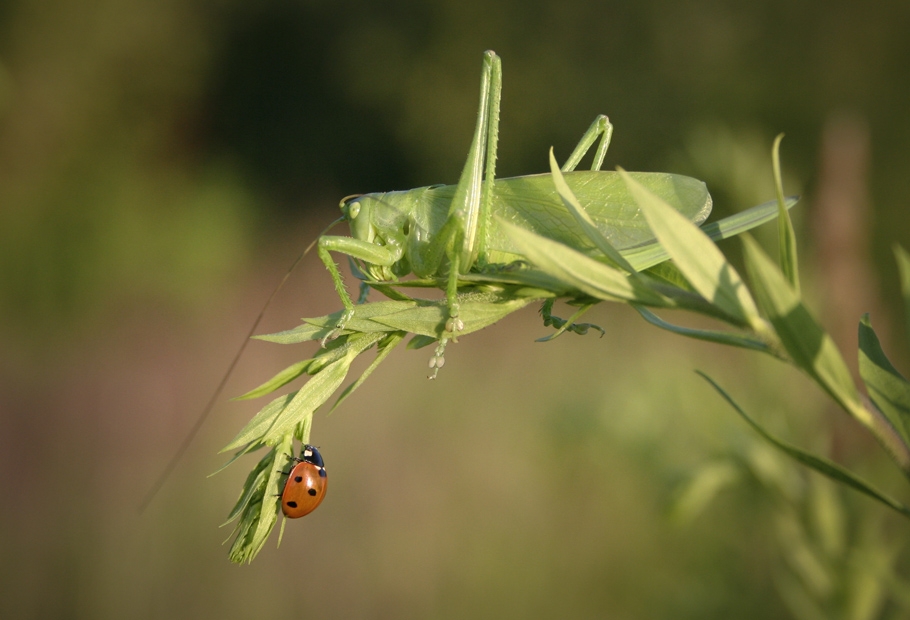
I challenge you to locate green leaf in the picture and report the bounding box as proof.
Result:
[896,244,910,345]
[459,267,588,298]
[221,391,298,453]
[772,134,800,293]
[858,314,910,449]
[254,301,421,344]
[633,305,777,355]
[210,441,266,478]
[371,297,533,337]
[222,333,383,451]
[548,148,637,274]
[222,447,272,525]
[621,196,799,273]
[698,371,910,520]
[642,261,697,292]
[668,461,741,523]
[254,322,340,344]
[246,435,292,563]
[407,334,438,350]
[620,169,762,330]
[227,498,260,563]
[741,235,868,421]
[500,219,668,305]
[233,360,313,400]
[330,332,407,413]
[260,334,382,443]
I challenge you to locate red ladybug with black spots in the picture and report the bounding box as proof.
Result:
[279,445,327,518]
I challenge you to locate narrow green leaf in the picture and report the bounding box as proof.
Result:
[642,261,697,292]
[292,407,315,444]
[407,334,438,349]
[248,434,292,562]
[633,305,777,355]
[210,441,265,477]
[221,447,272,524]
[255,301,420,344]
[330,332,406,413]
[222,334,382,451]
[896,244,910,345]
[228,498,261,563]
[772,134,800,293]
[858,314,910,449]
[620,169,762,330]
[806,475,846,559]
[372,297,533,337]
[500,219,668,305]
[700,196,799,243]
[233,360,313,401]
[698,371,910,520]
[669,461,741,523]
[276,517,287,550]
[741,235,868,422]
[221,391,298,452]
[623,196,799,272]
[459,267,587,298]
[261,334,382,443]
[254,322,340,344]
[302,302,421,334]
[549,148,637,274]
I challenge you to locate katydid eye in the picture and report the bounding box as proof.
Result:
[347,201,361,219]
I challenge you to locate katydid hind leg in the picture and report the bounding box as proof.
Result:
[420,51,502,375]
[560,115,614,172]
[406,51,500,297]
[444,50,502,272]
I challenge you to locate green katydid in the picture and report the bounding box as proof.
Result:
[316,50,713,376]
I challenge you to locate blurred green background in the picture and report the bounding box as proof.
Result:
[2,0,910,618]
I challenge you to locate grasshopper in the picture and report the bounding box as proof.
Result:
[316,50,711,375]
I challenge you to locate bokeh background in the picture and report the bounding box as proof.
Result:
[2,0,910,618]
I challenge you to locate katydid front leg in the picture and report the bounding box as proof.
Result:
[316,234,402,344]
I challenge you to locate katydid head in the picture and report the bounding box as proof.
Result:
[336,193,414,280]
[340,194,377,243]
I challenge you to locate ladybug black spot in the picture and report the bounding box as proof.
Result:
[294,475,304,482]
[286,501,298,508]
[307,488,317,496]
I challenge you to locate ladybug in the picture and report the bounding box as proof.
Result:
[279,445,327,518]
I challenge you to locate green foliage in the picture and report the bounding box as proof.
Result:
[697,371,910,519]
[223,54,910,574]
[222,52,800,562]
